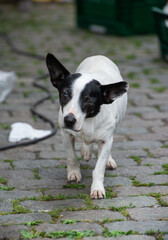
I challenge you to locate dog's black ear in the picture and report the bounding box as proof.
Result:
[46,53,70,88]
[101,81,128,104]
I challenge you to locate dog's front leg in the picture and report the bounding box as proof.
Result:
[91,138,113,199]
[62,131,82,183]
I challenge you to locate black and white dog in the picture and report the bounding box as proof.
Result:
[46,54,128,199]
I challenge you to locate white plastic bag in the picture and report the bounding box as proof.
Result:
[0,71,16,102]
[9,122,51,142]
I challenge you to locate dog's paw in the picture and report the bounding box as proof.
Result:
[67,168,82,183]
[81,143,92,161]
[90,189,106,199]
[90,182,105,199]
[106,156,117,170]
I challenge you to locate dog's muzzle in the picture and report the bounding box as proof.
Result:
[64,113,76,129]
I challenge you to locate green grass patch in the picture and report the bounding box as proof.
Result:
[130,177,155,187]
[3,159,15,169]
[25,220,44,227]
[161,144,168,148]
[62,219,77,224]
[12,200,32,214]
[130,82,140,88]
[126,54,136,60]
[141,193,168,207]
[129,156,142,165]
[101,217,125,224]
[127,71,137,80]
[144,163,155,166]
[32,168,41,180]
[0,123,10,130]
[102,228,138,238]
[153,86,167,93]
[0,177,7,185]
[63,183,85,189]
[149,78,159,84]
[153,163,168,175]
[0,186,15,191]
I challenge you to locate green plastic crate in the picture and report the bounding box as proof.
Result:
[152,7,168,62]
[76,0,166,36]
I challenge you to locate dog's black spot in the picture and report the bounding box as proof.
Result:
[80,80,102,118]
[58,73,81,107]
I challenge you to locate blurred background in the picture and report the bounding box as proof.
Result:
[0,0,168,146]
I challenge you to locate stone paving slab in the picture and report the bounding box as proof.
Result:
[93,196,157,209]
[59,210,126,222]
[0,212,52,224]
[20,199,86,211]
[105,221,168,233]
[127,207,168,221]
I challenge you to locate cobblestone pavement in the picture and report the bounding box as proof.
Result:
[0,2,168,240]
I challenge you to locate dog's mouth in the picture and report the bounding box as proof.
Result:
[62,126,81,133]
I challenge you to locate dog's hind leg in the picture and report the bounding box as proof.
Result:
[106,155,117,170]
[81,142,93,161]
[98,142,117,170]
[62,131,82,183]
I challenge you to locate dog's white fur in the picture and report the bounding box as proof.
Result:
[58,55,128,199]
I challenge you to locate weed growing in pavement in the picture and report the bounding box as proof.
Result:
[153,163,168,175]
[141,193,168,207]
[102,228,139,238]
[145,229,167,240]
[12,200,32,214]
[0,123,10,130]
[63,183,85,189]
[0,186,15,191]
[129,156,142,165]
[129,176,155,187]
[3,159,15,169]
[32,168,41,180]
[62,219,77,224]
[25,220,44,227]
[0,177,8,184]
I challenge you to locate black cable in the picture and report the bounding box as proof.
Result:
[0,32,57,151]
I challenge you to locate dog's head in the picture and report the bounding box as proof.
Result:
[46,53,128,132]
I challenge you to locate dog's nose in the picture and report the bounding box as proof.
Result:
[64,113,76,128]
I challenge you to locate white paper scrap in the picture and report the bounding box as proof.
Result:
[9,122,51,143]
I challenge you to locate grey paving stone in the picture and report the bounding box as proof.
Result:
[141,157,168,166]
[115,166,162,177]
[39,151,66,159]
[13,159,65,169]
[45,187,90,197]
[21,199,86,211]
[114,186,168,197]
[0,161,12,169]
[0,225,28,240]
[113,141,162,150]
[0,151,35,161]
[120,119,164,128]
[105,221,168,233]
[137,175,168,185]
[116,127,149,135]
[8,178,65,190]
[60,210,125,222]
[0,190,42,200]
[104,177,132,187]
[84,236,155,240]
[93,196,157,208]
[0,169,34,180]
[162,195,168,204]
[149,148,168,157]
[0,201,13,213]
[0,212,51,224]
[36,222,102,234]
[112,150,148,159]
[128,207,168,221]
[143,112,168,120]
[164,234,168,240]
[129,133,168,141]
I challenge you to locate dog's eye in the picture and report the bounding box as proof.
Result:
[60,88,71,105]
